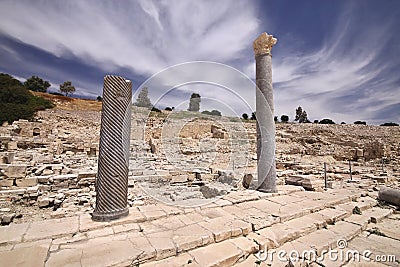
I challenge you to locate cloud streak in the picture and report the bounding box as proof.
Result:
[268,3,400,124]
[0,0,259,76]
[0,1,399,124]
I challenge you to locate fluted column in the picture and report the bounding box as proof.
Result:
[92,75,132,221]
[253,32,277,193]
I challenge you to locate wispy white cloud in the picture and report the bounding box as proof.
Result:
[0,0,260,77]
[1,1,398,124]
[268,4,400,124]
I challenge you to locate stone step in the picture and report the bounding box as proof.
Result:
[232,206,393,267]
[0,187,381,267]
[136,193,377,266]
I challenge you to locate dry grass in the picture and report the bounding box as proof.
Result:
[31,92,102,111]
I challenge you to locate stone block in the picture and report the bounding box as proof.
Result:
[16,177,37,187]
[170,175,188,183]
[189,239,243,266]
[0,242,49,266]
[242,173,253,189]
[0,222,30,244]
[4,164,27,178]
[0,178,14,187]
[7,141,18,150]
[38,197,54,208]
[24,216,79,241]
[147,231,177,260]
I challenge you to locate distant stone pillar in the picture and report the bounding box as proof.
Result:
[253,32,278,193]
[92,75,132,221]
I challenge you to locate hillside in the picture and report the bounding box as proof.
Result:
[31,91,102,111]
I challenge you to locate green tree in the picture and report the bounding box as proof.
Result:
[250,112,256,120]
[295,106,302,121]
[24,76,51,92]
[0,73,53,124]
[96,96,102,101]
[242,113,249,120]
[301,111,310,123]
[295,106,309,123]
[134,87,152,108]
[274,116,278,122]
[280,115,289,123]
[60,81,76,97]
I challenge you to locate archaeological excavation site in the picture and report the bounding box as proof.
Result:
[1,32,399,267]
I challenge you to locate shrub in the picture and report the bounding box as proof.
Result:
[202,110,221,116]
[313,119,319,123]
[380,122,399,126]
[280,115,289,123]
[165,107,173,111]
[151,106,161,113]
[274,116,278,122]
[0,73,54,124]
[250,112,256,120]
[354,121,367,125]
[319,118,335,124]
[49,91,64,96]
[0,73,23,88]
[242,113,249,120]
[23,75,51,92]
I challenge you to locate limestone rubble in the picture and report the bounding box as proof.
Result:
[0,105,399,225]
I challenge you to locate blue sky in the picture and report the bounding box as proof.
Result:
[0,0,399,124]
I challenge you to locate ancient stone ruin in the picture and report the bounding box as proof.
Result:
[0,32,399,267]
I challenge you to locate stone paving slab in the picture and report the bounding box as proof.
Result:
[372,215,400,240]
[140,252,198,267]
[346,234,400,267]
[188,238,244,266]
[0,222,29,245]
[0,186,381,267]
[0,241,50,267]
[24,216,79,242]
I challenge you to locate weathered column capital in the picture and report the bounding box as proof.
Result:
[253,32,277,56]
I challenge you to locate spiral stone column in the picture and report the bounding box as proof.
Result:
[253,32,278,193]
[92,75,132,221]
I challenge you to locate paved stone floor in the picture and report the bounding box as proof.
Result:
[0,185,398,267]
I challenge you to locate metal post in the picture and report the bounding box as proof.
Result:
[348,160,352,181]
[324,162,327,189]
[93,75,132,221]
